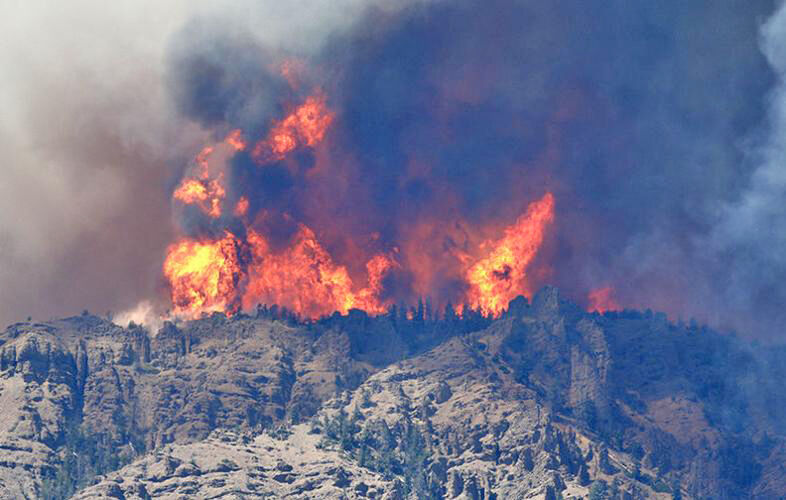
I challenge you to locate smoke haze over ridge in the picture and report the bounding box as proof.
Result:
[3,0,786,339]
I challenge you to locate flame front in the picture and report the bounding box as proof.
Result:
[163,233,243,317]
[243,226,393,318]
[163,87,559,320]
[465,192,555,315]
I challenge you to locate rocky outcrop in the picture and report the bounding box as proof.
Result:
[74,428,396,499]
[0,325,80,498]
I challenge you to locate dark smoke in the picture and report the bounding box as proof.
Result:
[4,1,783,340]
[167,0,784,338]
[0,0,395,329]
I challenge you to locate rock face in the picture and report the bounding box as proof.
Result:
[74,427,396,500]
[1,288,785,499]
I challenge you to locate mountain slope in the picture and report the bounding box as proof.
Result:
[1,288,784,499]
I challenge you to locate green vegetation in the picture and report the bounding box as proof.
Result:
[316,404,440,499]
[588,479,608,500]
[39,423,142,500]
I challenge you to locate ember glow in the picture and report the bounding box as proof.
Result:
[588,286,621,313]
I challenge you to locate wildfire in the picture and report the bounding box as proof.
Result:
[172,131,248,219]
[163,85,560,321]
[173,177,226,218]
[354,254,398,314]
[163,233,243,318]
[242,226,393,318]
[588,286,621,313]
[173,179,208,204]
[225,129,246,151]
[252,94,333,163]
[162,224,397,319]
[465,192,555,315]
[234,197,249,217]
[195,145,213,179]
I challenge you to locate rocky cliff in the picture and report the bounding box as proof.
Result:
[1,287,784,499]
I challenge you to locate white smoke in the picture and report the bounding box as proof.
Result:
[706,2,786,335]
[113,300,164,334]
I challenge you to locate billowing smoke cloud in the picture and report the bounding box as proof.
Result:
[4,0,786,339]
[0,2,190,326]
[165,0,785,337]
[708,0,786,337]
[0,0,412,327]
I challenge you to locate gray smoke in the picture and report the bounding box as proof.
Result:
[3,0,786,341]
[0,0,410,327]
[706,1,786,337]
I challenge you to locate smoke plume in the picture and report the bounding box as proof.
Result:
[5,0,786,339]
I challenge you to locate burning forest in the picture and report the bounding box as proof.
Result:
[153,0,776,330]
[163,79,558,319]
[4,0,783,340]
[6,3,786,498]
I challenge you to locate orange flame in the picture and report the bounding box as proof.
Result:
[353,254,398,314]
[196,145,214,180]
[173,179,208,204]
[242,226,392,318]
[225,129,246,151]
[173,133,245,218]
[163,233,243,318]
[464,192,555,315]
[165,87,559,320]
[234,196,249,217]
[173,177,226,218]
[588,286,620,313]
[252,94,333,163]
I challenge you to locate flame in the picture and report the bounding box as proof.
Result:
[242,226,392,318]
[163,233,243,318]
[588,286,620,313]
[225,129,246,151]
[464,192,555,315]
[163,225,395,320]
[173,134,244,218]
[164,85,560,320]
[173,177,226,218]
[252,94,333,163]
[196,145,214,179]
[173,179,208,204]
[234,196,249,217]
[353,254,398,314]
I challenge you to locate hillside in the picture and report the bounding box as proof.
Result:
[1,287,784,499]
